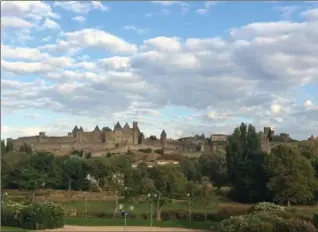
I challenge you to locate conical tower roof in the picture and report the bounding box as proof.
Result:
[79,126,84,132]
[123,122,130,129]
[93,125,101,132]
[114,122,122,130]
[161,130,167,136]
[72,125,79,133]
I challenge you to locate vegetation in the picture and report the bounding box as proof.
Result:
[1,122,318,230]
[1,200,64,230]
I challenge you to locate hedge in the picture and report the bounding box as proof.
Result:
[1,201,64,230]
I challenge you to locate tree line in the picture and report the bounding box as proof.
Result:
[1,123,318,212]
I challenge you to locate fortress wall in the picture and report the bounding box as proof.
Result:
[77,143,105,151]
[144,139,161,147]
[60,143,75,151]
[80,132,98,142]
[34,143,61,150]
[15,136,38,144]
[113,130,123,143]
[122,131,133,144]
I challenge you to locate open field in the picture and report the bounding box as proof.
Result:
[5,189,318,218]
[40,225,209,232]
[65,218,214,229]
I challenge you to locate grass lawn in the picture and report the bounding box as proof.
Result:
[1,227,28,232]
[61,199,219,214]
[65,217,215,229]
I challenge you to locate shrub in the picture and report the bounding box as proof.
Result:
[1,206,20,227]
[138,148,153,153]
[249,202,285,213]
[2,200,64,230]
[19,201,64,230]
[154,149,164,155]
[313,213,318,228]
[276,218,317,232]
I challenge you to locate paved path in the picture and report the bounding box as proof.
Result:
[40,225,209,232]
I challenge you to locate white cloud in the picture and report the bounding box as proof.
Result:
[1,45,49,60]
[196,1,218,15]
[124,25,148,35]
[43,18,60,30]
[1,16,33,29]
[53,1,110,14]
[72,16,85,23]
[304,99,314,109]
[40,28,138,55]
[2,6,318,140]
[1,1,59,20]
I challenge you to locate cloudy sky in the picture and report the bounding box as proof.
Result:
[1,1,318,140]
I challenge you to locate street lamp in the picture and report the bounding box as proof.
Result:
[187,193,191,221]
[119,203,134,232]
[147,193,157,227]
[84,191,87,219]
[2,192,8,203]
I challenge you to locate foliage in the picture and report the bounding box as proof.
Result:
[198,150,228,189]
[248,202,285,213]
[265,145,317,204]
[226,123,269,203]
[180,157,201,181]
[277,218,317,232]
[313,213,318,229]
[1,200,64,230]
[138,148,153,153]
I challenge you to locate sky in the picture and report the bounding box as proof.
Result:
[1,1,318,141]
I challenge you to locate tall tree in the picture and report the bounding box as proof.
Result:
[226,123,268,202]
[265,145,317,204]
[198,150,228,190]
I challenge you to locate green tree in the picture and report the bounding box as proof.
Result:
[180,157,201,181]
[146,165,187,220]
[265,145,317,204]
[60,156,86,195]
[195,177,217,221]
[5,140,13,152]
[198,150,228,190]
[84,157,111,192]
[10,164,47,201]
[226,123,268,202]
[1,140,5,155]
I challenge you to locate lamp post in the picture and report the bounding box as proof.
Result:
[2,192,8,203]
[187,193,191,221]
[119,204,134,232]
[84,191,87,219]
[147,193,157,227]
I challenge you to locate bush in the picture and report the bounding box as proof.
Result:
[249,202,285,213]
[154,149,164,155]
[1,201,64,230]
[1,206,20,227]
[276,218,317,232]
[313,213,318,229]
[138,148,153,153]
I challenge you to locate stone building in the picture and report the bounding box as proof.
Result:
[9,121,159,155]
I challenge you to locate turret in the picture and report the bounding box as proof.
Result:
[114,122,122,130]
[132,121,139,144]
[160,130,167,148]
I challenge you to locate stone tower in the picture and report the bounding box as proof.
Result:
[133,121,139,145]
[160,130,167,148]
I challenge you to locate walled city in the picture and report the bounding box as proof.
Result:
[8,121,315,157]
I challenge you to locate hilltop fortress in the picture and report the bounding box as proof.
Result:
[8,122,298,156]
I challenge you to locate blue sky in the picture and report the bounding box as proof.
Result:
[1,1,318,140]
